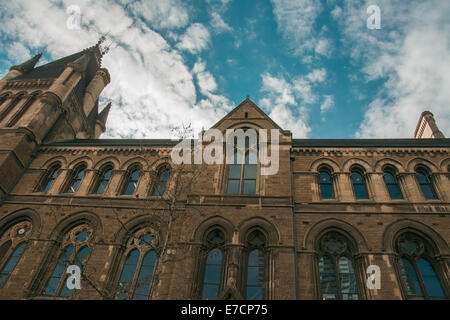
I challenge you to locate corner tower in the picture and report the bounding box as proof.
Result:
[0,39,111,201]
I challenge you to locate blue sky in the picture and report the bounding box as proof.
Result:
[0,0,449,139]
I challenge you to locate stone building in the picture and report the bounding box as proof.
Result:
[0,43,448,300]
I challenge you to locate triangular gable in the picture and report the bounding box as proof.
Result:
[211,97,290,135]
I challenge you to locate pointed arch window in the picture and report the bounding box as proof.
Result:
[318,167,335,199]
[38,163,61,193]
[65,163,86,193]
[317,232,359,300]
[151,167,169,196]
[122,166,140,195]
[115,228,158,300]
[0,221,32,288]
[94,164,113,194]
[383,167,403,199]
[0,93,24,121]
[415,167,438,200]
[202,229,226,300]
[43,224,93,297]
[396,233,446,300]
[245,230,267,300]
[351,168,369,199]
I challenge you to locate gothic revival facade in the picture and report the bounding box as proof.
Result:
[0,44,449,300]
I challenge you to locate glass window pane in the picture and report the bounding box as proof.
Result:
[319,255,338,300]
[0,242,27,287]
[226,180,240,194]
[338,257,359,300]
[133,250,157,300]
[417,172,428,184]
[319,172,332,183]
[244,164,257,179]
[387,184,403,199]
[354,184,369,199]
[417,258,446,300]
[228,164,241,179]
[384,172,395,184]
[44,245,74,296]
[243,180,256,195]
[398,257,424,299]
[421,185,437,200]
[202,248,223,300]
[320,184,334,199]
[116,249,140,300]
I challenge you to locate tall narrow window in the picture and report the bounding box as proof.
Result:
[202,229,226,300]
[383,167,403,199]
[226,130,258,195]
[43,225,93,297]
[0,93,24,121]
[416,167,438,200]
[115,229,158,300]
[396,233,446,300]
[7,93,39,127]
[246,230,266,300]
[0,94,9,109]
[65,164,86,194]
[152,167,169,196]
[38,163,61,193]
[94,165,113,194]
[351,168,369,199]
[0,221,32,288]
[122,167,140,195]
[318,232,359,300]
[319,168,335,199]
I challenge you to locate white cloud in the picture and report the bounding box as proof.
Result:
[320,95,334,114]
[210,12,232,33]
[176,23,211,54]
[334,0,450,138]
[0,0,233,139]
[127,0,189,30]
[259,70,331,137]
[270,0,332,57]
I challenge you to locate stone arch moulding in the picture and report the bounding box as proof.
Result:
[309,157,340,173]
[237,217,280,245]
[438,158,450,172]
[93,156,120,170]
[0,208,41,238]
[303,218,370,252]
[48,211,103,243]
[120,157,148,171]
[406,158,439,173]
[382,219,449,254]
[193,216,235,243]
[41,156,68,169]
[112,214,167,245]
[67,156,93,170]
[342,158,373,173]
[374,158,407,173]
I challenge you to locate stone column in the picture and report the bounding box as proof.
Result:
[431,173,450,202]
[83,68,111,116]
[397,173,423,202]
[336,172,353,201]
[76,169,97,195]
[367,172,390,202]
[48,168,71,195]
[135,170,151,198]
[106,169,125,196]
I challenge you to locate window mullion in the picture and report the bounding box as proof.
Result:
[335,255,343,300]
[129,250,144,299]
[413,259,429,300]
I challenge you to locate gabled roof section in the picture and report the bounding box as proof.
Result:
[10,53,42,73]
[211,96,290,135]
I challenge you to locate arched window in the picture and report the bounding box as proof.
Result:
[245,230,267,300]
[396,232,446,300]
[383,167,403,199]
[0,93,24,121]
[0,221,32,288]
[202,229,226,300]
[151,167,169,196]
[65,163,87,193]
[226,152,257,195]
[122,166,140,195]
[351,167,369,199]
[7,92,39,127]
[318,168,335,199]
[317,232,359,300]
[93,164,113,194]
[115,228,158,300]
[415,167,438,200]
[226,130,258,195]
[0,94,9,109]
[43,224,93,297]
[37,163,61,193]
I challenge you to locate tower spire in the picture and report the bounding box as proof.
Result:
[10,53,42,73]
